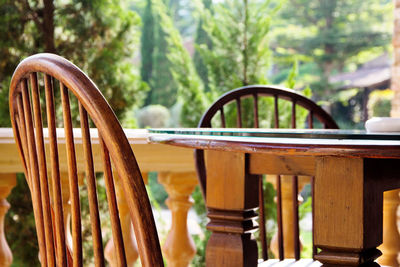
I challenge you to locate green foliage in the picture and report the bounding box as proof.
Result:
[193,0,212,92]
[368,89,393,118]
[197,0,281,94]
[141,0,155,85]
[148,172,168,208]
[153,0,207,126]
[0,0,146,124]
[1,2,146,264]
[272,0,392,96]
[137,104,171,128]
[149,9,180,107]
[191,186,209,266]
[6,175,39,266]
[80,175,112,266]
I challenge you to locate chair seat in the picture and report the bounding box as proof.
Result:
[258,259,321,267]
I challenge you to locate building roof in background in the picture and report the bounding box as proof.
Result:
[329,53,391,89]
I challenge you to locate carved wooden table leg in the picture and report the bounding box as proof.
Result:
[377,189,400,267]
[158,171,197,267]
[205,151,259,267]
[268,175,310,258]
[105,172,143,266]
[0,173,16,267]
[314,157,382,267]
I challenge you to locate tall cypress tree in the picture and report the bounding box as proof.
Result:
[193,0,212,91]
[150,13,179,107]
[141,0,155,105]
[153,0,207,126]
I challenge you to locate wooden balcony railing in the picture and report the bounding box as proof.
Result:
[0,128,399,266]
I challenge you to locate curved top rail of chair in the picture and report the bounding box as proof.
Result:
[197,85,339,129]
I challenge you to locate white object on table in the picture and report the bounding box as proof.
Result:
[365,117,400,132]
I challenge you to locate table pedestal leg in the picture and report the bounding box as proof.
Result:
[205,151,259,267]
[314,157,383,266]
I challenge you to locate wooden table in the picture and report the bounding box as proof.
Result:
[149,128,400,267]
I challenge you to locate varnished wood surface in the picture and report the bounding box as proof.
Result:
[150,129,400,266]
[149,133,400,158]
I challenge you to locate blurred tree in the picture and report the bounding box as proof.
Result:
[0,0,145,265]
[0,0,146,124]
[197,0,281,95]
[166,0,196,37]
[150,15,179,107]
[273,0,391,96]
[152,0,207,126]
[141,0,180,107]
[141,0,155,105]
[193,0,212,92]
[392,0,400,117]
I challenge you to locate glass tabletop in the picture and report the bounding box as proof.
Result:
[149,128,400,141]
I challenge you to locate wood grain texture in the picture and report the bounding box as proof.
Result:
[314,157,383,266]
[9,54,163,266]
[44,73,68,266]
[205,150,259,266]
[249,154,315,176]
[31,72,56,266]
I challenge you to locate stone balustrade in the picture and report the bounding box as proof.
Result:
[0,128,398,265]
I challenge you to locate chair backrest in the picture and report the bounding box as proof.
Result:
[9,53,163,267]
[195,85,339,260]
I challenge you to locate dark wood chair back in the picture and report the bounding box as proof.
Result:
[195,85,339,261]
[9,53,164,267]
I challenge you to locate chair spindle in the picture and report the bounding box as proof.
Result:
[292,175,300,260]
[44,74,68,266]
[276,175,284,260]
[220,108,226,128]
[291,100,296,128]
[253,94,259,128]
[308,111,314,129]
[22,78,48,266]
[60,82,83,266]
[16,95,30,180]
[274,95,279,128]
[100,138,127,267]
[236,98,242,128]
[31,73,56,266]
[79,103,105,266]
[258,175,268,261]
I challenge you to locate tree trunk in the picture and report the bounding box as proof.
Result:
[391,0,400,117]
[42,0,56,53]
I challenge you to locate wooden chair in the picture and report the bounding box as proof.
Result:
[195,85,339,263]
[9,53,164,266]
